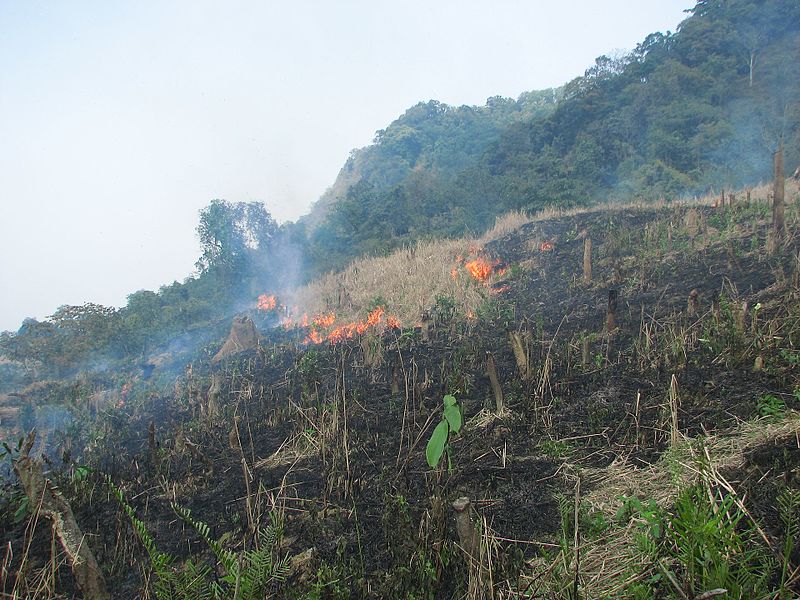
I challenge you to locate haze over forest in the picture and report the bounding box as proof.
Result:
[0,1,692,333]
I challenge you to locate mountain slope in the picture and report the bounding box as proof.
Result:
[305,0,800,276]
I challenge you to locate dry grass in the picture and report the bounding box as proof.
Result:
[525,412,800,598]
[285,180,800,329]
[286,237,496,326]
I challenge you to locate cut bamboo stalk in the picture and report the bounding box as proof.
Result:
[669,374,680,448]
[507,330,529,380]
[606,289,618,333]
[452,497,480,561]
[582,237,592,283]
[486,352,504,413]
[687,289,699,316]
[774,140,785,239]
[581,335,590,369]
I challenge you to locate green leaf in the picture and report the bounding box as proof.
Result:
[443,404,462,433]
[426,421,449,468]
[443,394,457,407]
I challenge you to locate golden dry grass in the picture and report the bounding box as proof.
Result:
[285,180,799,328]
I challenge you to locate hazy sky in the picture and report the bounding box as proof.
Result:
[0,1,693,332]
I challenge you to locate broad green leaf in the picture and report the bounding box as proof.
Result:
[443,394,457,407]
[443,404,462,433]
[426,420,449,468]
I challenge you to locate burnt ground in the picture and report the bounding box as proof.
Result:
[3,201,800,598]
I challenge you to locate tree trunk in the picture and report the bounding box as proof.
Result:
[14,432,110,600]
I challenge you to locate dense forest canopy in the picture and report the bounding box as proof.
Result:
[306,0,799,274]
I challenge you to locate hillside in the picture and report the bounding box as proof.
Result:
[3,182,800,598]
[306,0,800,274]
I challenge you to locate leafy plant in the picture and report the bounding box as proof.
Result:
[757,394,786,419]
[107,475,291,599]
[425,394,462,470]
[663,485,772,598]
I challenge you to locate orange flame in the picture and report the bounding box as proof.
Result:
[540,241,554,252]
[386,315,401,329]
[305,329,324,345]
[450,267,459,280]
[313,313,335,328]
[465,257,494,281]
[366,306,384,327]
[257,294,277,311]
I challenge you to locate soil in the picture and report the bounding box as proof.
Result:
[4,202,800,598]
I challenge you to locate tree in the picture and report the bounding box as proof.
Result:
[196,200,277,276]
[195,201,277,298]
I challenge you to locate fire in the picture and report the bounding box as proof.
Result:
[257,294,277,311]
[257,294,403,345]
[450,267,459,280]
[540,241,554,252]
[365,306,384,327]
[306,329,324,345]
[313,313,335,328]
[465,257,494,281]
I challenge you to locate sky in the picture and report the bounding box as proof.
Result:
[0,0,693,333]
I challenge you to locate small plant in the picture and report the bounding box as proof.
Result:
[107,475,291,599]
[757,394,786,419]
[425,394,462,470]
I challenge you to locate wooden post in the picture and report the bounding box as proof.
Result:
[606,289,618,333]
[14,432,110,600]
[774,140,785,239]
[486,352,504,413]
[582,237,592,283]
[745,189,751,208]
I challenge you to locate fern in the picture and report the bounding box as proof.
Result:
[105,474,216,599]
[778,488,800,597]
[174,503,291,598]
[107,475,293,599]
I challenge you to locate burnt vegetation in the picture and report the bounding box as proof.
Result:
[2,1,800,598]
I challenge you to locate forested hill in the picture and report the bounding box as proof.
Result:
[306,0,800,275]
[304,90,561,230]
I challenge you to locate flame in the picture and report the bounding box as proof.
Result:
[466,310,477,321]
[257,294,277,311]
[300,313,308,328]
[450,267,459,280]
[465,257,494,281]
[540,241,554,251]
[386,315,401,329]
[313,313,335,328]
[365,306,384,327]
[305,329,324,345]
